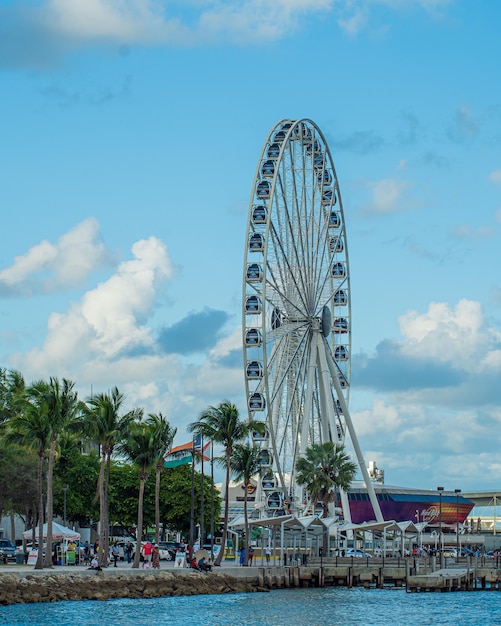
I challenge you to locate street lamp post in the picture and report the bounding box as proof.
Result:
[437,486,444,559]
[62,484,68,528]
[455,489,461,560]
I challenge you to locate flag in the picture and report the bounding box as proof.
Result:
[164,441,193,468]
[164,439,211,468]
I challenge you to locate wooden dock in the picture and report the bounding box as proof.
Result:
[252,557,501,592]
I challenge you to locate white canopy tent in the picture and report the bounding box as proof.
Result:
[23,522,81,565]
[23,522,80,542]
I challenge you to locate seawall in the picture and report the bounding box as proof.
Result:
[0,569,264,605]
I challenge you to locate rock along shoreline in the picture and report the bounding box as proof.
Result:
[0,570,267,605]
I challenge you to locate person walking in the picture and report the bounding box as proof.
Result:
[152,544,160,570]
[143,540,153,565]
[125,541,133,564]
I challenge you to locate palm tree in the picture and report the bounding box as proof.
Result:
[230,442,262,566]
[4,385,51,570]
[295,441,357,518]
[116,420,158,568]
[145,412,177,544]
[0,369,26,428]
[82,387,139,567]
[188,400,265,566]
[27,378,81,567]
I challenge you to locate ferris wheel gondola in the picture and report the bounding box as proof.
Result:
[242,118,382,522]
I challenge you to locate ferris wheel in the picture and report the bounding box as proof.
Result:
[242,119,382,522]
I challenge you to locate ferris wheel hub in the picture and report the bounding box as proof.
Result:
[321,305,332,337]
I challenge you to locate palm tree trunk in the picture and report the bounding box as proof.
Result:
[155,463,161,544]
[35,453,44,570]
[214,452,231,566]
[43,438,56,568]
[243,486,249,566]
[97,454,106,567]
[322,501,329,554]
[132,478,146,569]
[99,452,111,568]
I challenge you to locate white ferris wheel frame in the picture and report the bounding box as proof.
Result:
[242,118,382,523]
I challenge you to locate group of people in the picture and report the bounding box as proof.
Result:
[141,541,161,569]
[84,539,161,570]
[190,556,212,572]
[239,546,255,566]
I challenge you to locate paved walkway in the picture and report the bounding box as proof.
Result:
[0,558,265,578]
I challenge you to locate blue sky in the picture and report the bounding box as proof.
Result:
[1,0,500,493]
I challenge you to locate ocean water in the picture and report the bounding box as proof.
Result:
[0,587,498,626]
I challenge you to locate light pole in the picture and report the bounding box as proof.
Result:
[62,484,68,528]
[437,486,444,556]
[455,489,461,560]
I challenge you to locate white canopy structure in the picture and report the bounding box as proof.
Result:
[23,522,80,542]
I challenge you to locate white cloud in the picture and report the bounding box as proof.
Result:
[47,0,184,44]
[209,325,242,359]
[0,0,457,69]
[353,397,402,436]
[489,170,501,185]
[0,218,111,295]
[453,224,494,240]
[6,233,244,439]
[361,177,412,214]
[336,0,452,36]
[44,0,334,46]
[337,8,368,35]
[11,235,175,374]
[398,299,501,374]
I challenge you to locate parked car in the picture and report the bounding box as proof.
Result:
[0,538,17,563]
[158,541,184,561]
[346,548,372,558]
[441,548,457,558]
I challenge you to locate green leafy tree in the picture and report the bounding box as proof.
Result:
[159,465,220,538]
[82,387,139,567]
[145,412,177,544]
[108,462,154,531]
[0,439,38,534]
[188,401,265,566]
[53,435,100,526]
[230,442,262,566]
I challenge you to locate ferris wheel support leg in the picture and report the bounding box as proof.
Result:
[317,336,341,443]
[339,489,352,525]
[325,349,384,523]
[299,332,319,457]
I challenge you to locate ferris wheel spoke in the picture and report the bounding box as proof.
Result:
[265,227,309,317]
[268,330,311,487]
[271,176,311,313]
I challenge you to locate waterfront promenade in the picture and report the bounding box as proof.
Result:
[2,554,501,592]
